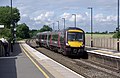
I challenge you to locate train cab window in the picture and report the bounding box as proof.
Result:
[76,33,83,41]
[68,32,83,41]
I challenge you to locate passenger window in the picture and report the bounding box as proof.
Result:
[60,36,64,41]
[52,34,58,41]
[48,35,51,40]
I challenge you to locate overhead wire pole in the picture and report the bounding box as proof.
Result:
[52,23,54,31]
[48,24,50,31]
[48,24,50,27]
[11,0,16,44]
[57,21,59,31]
[72,14,77,27]
[62,18,66,42]
[10,0,12,21]
[117,0,120,52]
[11,0,13,35]
[88,7,93,47]
[62,18,65,30]
[10,0,14,52]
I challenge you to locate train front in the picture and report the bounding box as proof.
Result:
[65,27,86,57]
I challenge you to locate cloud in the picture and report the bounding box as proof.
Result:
[94,14,117,22]
[21,14,28,17]
[63,7,80,10]
[106,15,117,22]
[0,0,118,31]
[60,13,86,22]
[45,12,54,17]
[60,13,71,19]
[34,14,44,21]
[32,11,54,25]
[85,12,89,16]
[76,14,86,21]
[94,14,105,22]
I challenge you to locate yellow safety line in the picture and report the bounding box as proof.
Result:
[94,50,113,55]
[20,44,49,78]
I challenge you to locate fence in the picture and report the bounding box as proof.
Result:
[85,37,118,50]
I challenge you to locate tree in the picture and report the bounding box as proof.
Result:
[0,6,20,28]
[39,25,52,32]
[0,6,20,40]
[113,31,120,38]
[0,28,11,40]
[16,23,30,39]
[29,29,38,38]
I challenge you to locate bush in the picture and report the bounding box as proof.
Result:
[113,32,120,38]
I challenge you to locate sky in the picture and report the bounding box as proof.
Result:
[0,0,119,32]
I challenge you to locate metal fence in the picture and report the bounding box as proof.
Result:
[85,37,118,50]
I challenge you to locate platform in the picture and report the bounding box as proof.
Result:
[86,46,120,59]
[0,41,85,78]
[0,43,53,78]
[20,41,85,78]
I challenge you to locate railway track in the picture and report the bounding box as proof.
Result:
[26,39,120,78]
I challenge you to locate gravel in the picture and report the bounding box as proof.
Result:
[26,39,120,78]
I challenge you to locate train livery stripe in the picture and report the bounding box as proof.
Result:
[68,30,83,32]
[68,41,83,47]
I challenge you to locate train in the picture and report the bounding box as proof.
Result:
[36,27,88,58]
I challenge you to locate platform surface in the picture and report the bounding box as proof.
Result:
[0,43,50,78]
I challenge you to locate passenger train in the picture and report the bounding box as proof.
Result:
[36,27,88,58]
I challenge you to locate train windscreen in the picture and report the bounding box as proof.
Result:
[67,32,83,41]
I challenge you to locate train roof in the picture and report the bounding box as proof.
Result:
[66,27,83,31]
[36,31,51,35]
[36,27,84,36]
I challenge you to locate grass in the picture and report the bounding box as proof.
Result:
[85,34,114,38]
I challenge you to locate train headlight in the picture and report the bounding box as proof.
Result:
[66,43,70,46]
[80,44,84,48]
[81,44,84,47]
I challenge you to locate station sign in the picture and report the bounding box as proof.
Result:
[0,25,4,28]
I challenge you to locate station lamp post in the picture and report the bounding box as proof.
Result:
[72,14,77,27]
[52,23,54,31]
[57,21,60,31]
[88,7,93,47]
[62,18,65,30]
[10,0,13,31]
[10,0,16,44]
[10,0,14,44]
[10,0,12,20]
[117,0,120,51]
[48,24,50,27]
